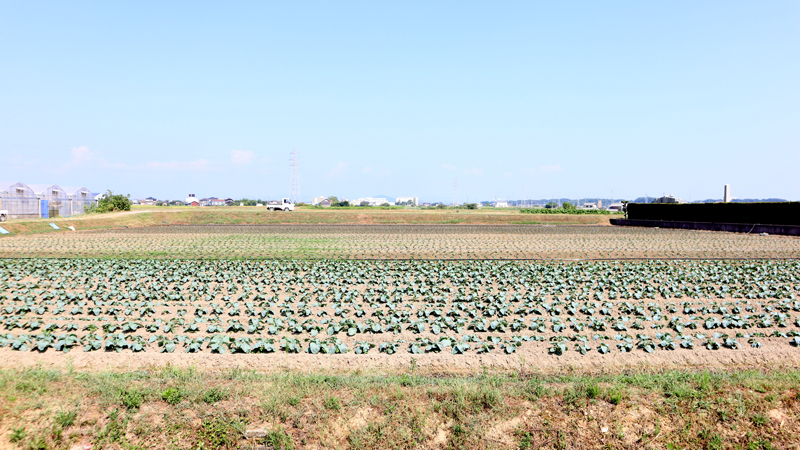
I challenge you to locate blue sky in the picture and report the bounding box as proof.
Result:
[2,2,798,202]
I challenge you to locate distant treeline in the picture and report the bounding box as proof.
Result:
[520,208,618,215]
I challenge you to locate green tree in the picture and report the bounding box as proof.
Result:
[464,203,478,210]
[545,201,558,209]
[328,196,339,205]
[562,202,576,210]
[86,190,132,213]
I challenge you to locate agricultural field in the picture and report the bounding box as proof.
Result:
[2,259,799,365]
[2,224,800,260]
[2,221,800,449]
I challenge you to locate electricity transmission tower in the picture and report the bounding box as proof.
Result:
[289,150,300,203]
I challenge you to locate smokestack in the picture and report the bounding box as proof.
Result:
[723,185,731,203]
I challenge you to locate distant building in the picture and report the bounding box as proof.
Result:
[494,200,509,208]
[395,196,418,206]
[652,195,682,204]
[312,196,327,206]
[724,185,731,203]
[319,199,332,207]
[580,203,600,210]
[353,197,394,206]
[606,203,624,212]
[185,194,199,206]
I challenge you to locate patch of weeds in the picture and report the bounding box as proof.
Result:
[517,430,535,449]
[198,413,247,449]
[348,403,427,450]
[120,388,144,410]
[662,378,698,399]
[261,428,294,450]
[468,385,501,410]
[698,429,723,450]
[287,396,300,407]
[606,387,624,405]
[25,434,48,450]
[10,426,26,443]
[202,387,227,404]
[399,374,416,387]
[584,382,600,399]
[323,396,341,411]
[15,380,45,394]
[751,414,768,427]
[525,380,549,400]
[161,387,184,405]
[96,409,126,445]
[748,438,774,450]
[55,410,77,428]
[447,422,469,450]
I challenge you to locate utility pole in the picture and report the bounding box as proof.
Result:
[289,150,300,204]
[453,178,459,206]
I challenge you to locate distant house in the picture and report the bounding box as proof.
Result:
[224,198,234,205]
[494,201,509,208]
[319,199,332,208]
[185,194,199,206]
[202,198,225,206]
[606,203,624,212]
[312,196,327,206]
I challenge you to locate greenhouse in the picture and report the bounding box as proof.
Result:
[0,182,41,219]
[62,186,96,216]
[29,184,73,218]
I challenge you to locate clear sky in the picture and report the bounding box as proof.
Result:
[2,1,798,202]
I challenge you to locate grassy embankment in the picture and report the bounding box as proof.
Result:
[0,366,796,449]
[0,206,612,237]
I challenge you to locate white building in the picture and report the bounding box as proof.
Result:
[354,197,394,206]
[494,200,509,208]
[312,196,327,206]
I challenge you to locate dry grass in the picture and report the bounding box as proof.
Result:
[0,206,611,237]
[0,365,797,449]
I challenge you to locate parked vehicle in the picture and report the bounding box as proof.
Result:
[266,198,295,211]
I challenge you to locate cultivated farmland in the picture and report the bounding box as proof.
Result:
[2,222,800,450]
[1,224,799,259]
[2,259,799,370]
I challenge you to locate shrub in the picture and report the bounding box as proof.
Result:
[86,190,132,213]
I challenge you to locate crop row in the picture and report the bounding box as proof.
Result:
[3,331,799,355]
[1,258,799,355]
